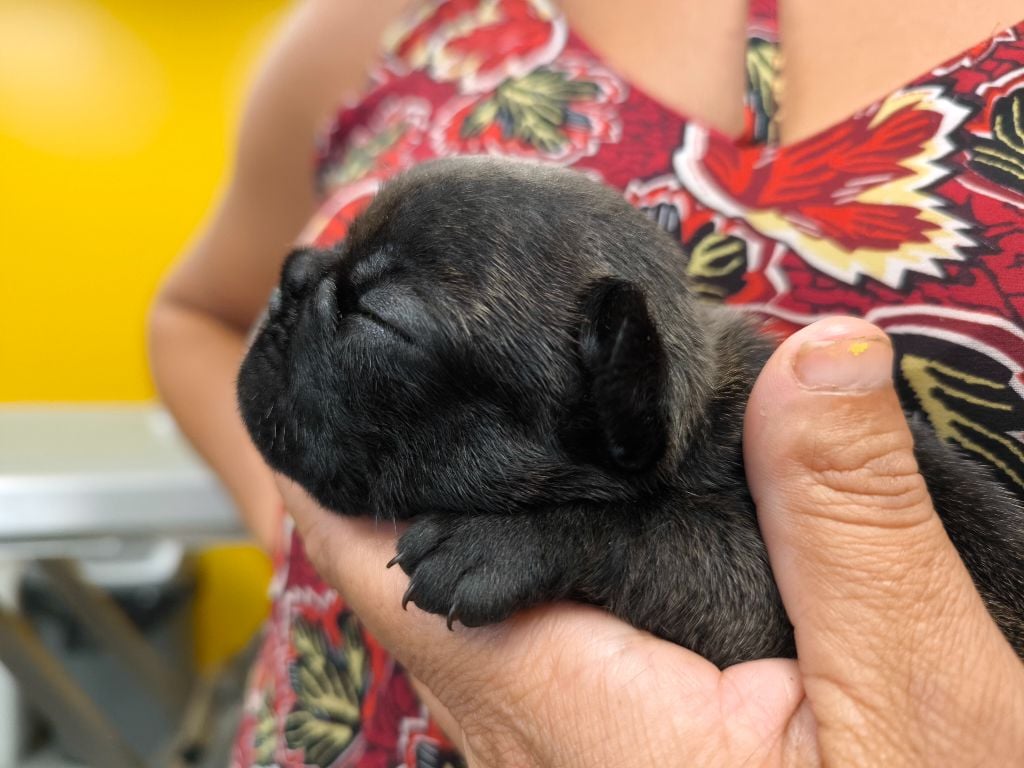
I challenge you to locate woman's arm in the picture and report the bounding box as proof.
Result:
[148,0,407,550]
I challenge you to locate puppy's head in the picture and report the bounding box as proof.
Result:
[238,157,718,518]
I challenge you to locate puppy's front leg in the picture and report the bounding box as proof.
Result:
[393,510,585,629]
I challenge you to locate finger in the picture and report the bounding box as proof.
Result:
[744,317,1024,764]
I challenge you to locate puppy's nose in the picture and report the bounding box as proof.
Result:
[281,248,331,295]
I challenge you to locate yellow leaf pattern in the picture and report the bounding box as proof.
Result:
[324,122,406,189]
[745,38,781,145]
[252,690,277,767]
[901,353,1024,489]
[969,90,1024,191]
[684,222,749,300]
[284,614,368,767]
[461,68,599,152]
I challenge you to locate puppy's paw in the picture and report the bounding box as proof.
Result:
[391,513,562,629]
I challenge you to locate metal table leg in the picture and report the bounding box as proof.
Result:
[0,607,144,768]
[37,558,189,718]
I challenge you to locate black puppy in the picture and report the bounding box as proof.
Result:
[238,156,1024,667]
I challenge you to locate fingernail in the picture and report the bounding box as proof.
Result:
[793,336,892,392]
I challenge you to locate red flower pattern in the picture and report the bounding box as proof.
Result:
[675,87,975,287]
[384,0,566,93]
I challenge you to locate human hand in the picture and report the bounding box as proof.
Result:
[744,316,1024,764]
[283,477,815,766]
[283,316,1024,766]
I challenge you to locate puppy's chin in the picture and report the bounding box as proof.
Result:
[238,321,381,516]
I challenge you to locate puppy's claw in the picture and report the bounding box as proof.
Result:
[386,553,402,569]
[402,582,414,610]
[446,603,458,631]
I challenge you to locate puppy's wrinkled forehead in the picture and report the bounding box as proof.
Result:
[344,159,609,310]
[327,157,693,392]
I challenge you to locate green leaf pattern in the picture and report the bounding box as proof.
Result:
[901,353,1024,490]
[969,90,1024,191]
[461,68,599,152]
[685,222,749,301]
[284,615,368,767]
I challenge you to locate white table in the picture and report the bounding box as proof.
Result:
[0,405,244,768]
[0,406,239,545]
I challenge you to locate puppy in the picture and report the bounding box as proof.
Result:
[238,157,1024,667]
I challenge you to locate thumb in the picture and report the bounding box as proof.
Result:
[744,317,1024,765]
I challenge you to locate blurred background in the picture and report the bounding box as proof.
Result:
[1,1,292,765]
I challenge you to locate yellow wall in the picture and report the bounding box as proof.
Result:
[1,0,290,669]
[0,0,286,401]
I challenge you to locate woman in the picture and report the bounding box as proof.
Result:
[149,1,1024,764]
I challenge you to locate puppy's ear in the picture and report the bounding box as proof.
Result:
[573,278,668,472]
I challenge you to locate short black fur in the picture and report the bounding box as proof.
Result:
[238,157,1024,667]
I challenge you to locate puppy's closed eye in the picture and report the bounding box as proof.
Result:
[348,247,399,288]
[351,285,425,346]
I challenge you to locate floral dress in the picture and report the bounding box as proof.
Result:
[232,1,1024,765]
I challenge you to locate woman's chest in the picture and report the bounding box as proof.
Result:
[560,0,1024,144]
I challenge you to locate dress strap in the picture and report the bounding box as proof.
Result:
[742,0,782,146]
